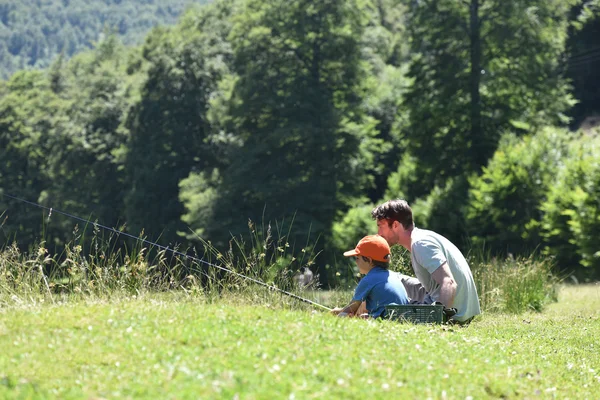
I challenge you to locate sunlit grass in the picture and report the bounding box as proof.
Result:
[0,226,598,399]
[0,285,598,399]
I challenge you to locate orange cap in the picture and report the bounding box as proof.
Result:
[343,235,391,263]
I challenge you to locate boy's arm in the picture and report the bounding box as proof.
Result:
[355,301,367,316]
[331,300,362,316]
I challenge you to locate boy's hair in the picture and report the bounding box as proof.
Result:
[358,256,390,269]
[371,199,414,230]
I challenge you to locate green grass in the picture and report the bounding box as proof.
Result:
[1,284,599,399]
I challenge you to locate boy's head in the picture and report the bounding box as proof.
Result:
[343,235,391,266]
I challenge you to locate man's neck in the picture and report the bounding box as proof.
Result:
[399,226,414,251]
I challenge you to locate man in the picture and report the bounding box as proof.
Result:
[371,199,481,324]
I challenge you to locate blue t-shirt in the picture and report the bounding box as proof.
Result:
[352,267,409,318]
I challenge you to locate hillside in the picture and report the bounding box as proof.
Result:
[0,0,210,79]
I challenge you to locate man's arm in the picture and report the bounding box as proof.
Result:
[431,261,457,307]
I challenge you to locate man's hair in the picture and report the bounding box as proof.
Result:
[371,199,414,230]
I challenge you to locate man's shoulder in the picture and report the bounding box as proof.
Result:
[411,228,442,248]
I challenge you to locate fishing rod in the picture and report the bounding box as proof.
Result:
[0,192,332,312]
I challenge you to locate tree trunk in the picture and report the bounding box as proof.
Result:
[469,0,483,168]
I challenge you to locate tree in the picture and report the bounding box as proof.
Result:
[466,127,572,255]
[41,39,135,241]
[360,0,412,203]
[124,2,235,244]
[0,0,212,79]
[0,71,61,248]
[567,0,600,128]
[184,0,377,285]
[396,0,577,200]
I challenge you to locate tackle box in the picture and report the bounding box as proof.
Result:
[385,304,444,324]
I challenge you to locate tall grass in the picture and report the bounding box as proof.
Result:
[190,218,324,308]
[470,252,560,313]
[1,220,561,314]
[0,219,325,310]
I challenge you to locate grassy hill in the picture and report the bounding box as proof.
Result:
[0,0,210,79]
[0,285,598,398]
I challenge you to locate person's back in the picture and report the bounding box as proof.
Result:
[352,266,409,318]
[331,235,409,319]
[410,227,481,322]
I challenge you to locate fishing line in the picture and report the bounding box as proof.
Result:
[0,192,332,311]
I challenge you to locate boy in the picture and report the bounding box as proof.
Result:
[331,235,409,318]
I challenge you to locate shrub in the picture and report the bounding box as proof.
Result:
[384,152,422,201]
[540,132,600,280]
[466,127,572,256]
[331,204,376,258]
[411,175,471,249]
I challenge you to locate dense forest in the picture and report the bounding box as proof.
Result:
[0,0,209,79]
[1,0,599,286]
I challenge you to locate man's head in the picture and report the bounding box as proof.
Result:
[371,199,414,247]
[343,235,391,272]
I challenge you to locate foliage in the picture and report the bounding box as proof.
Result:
[179,0,380,286]
[0,35,141,251]
[466,127,573,255]
[0,0,210,79]
[410,176,471,248]
[567,0,600,128]
[331,204,376,260]
[397,0,577,200]
[124,2,234,244]
[0,70,64,248]
[540,131,600,280]
[0,0,599,287]
[360,1,412,202]
[42,37,136,242]
[330,203,375,283]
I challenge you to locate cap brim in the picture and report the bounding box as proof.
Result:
[343,249,359,257]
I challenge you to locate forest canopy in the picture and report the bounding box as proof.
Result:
[1,0,599,285]
[0,0,210,79]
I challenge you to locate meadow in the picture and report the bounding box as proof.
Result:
[1,279,598,399]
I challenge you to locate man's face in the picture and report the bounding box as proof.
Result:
[376,219,398,245]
